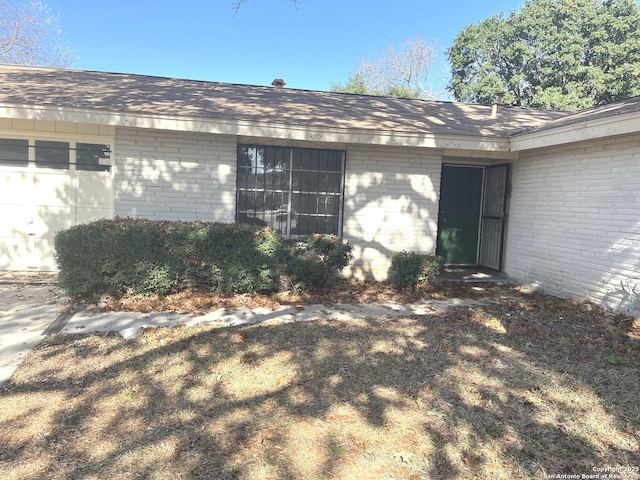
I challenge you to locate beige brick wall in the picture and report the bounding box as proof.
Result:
[114,128,237,222]
[343,145,442,280]
[505,135,640,316]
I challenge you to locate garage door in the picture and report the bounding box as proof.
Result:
[0,138,113,271]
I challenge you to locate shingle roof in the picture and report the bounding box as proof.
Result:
[513,95,640,134]
[0,65,567,137]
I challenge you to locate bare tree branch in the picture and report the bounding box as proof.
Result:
[0,0,76,66]
[232,0,300,15]
[342,38,445,100]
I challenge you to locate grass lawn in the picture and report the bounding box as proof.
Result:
[1,284,638,479]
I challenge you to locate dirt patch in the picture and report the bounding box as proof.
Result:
[86,279,507,314]
[1,288,638,479]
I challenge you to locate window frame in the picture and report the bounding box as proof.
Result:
[0,135,113,172]
[236,144,346,238]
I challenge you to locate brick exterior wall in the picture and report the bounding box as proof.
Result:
[343,145,442,280]
[505,135,640,316]
[114,128,237,223]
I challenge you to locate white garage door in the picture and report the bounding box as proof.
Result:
[0,138,113,271]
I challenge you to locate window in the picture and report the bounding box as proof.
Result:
[35,140,69,169]
[0,138,113,171]
[237,145,345,237]
[0,138,28,167]
[76,143,111,171]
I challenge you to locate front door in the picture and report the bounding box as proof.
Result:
[436,163,510,269]
[436,165,483,264]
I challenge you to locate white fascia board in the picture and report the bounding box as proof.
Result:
[510,110,640,151]
[0,103,512,152]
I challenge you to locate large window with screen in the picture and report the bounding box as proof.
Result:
[236,145,345,237]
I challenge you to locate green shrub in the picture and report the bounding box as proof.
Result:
[165,222,282,294]
[55,218,177,299]
[388,251,443,290]
[288,255,327,291]
[55,218,283,300]
[287,234,353,291]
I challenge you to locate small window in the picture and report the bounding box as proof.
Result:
[76,143,111,171]
[0,138,28,167]
[35,140,69,169]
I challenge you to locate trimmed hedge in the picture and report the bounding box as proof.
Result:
[388,251,444,290]
[54,218,283,299]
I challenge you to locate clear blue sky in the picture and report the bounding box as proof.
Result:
[47,0,524,95]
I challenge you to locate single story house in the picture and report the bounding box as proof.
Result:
[1,65,639,316]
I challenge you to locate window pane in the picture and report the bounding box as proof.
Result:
[315,151,328,171]
[319,173,342,193]
[244,191,257,212]
[323,217,339,235]
[76,143,111,171]
[291,171,300,191]
[254,148,265,171]
[36,141,69,169]
[293,215,315,237]
[237,191,248,212]
[293,149,313,171]
[305,171,319,192]
[326,153,340,172]
[299,193,318,214]
[238,147,252,169]
[0,139,28,167]
[236,166,248,190]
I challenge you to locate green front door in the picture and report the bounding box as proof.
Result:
[436,165,483,264]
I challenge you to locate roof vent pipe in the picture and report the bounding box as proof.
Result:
[271,79,286,88]
[490,91,506,119]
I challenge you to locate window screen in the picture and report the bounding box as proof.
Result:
[237,145,345,237]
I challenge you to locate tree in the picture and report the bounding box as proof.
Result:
[331,38,444,100]
[0,0,76,66]
[447,0,640,110]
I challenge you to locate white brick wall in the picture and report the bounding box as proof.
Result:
[114,128,237,223]
[343,145,442,280]
[114,132,443,280]
[505,135,640,316]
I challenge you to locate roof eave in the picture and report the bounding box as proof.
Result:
[510,109,640,151]
[0,102,513,153]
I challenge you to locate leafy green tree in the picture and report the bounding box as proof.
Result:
[331,38,444,100]
[448,0,640,110]
[0,0,75,66]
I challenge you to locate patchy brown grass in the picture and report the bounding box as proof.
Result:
[1,287,639,479]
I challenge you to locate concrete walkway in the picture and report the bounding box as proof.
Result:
[0,276,485,386]
[59,297,484,338]
[0,280,67,386]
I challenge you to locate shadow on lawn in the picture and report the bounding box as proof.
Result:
[1,294,638,479]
